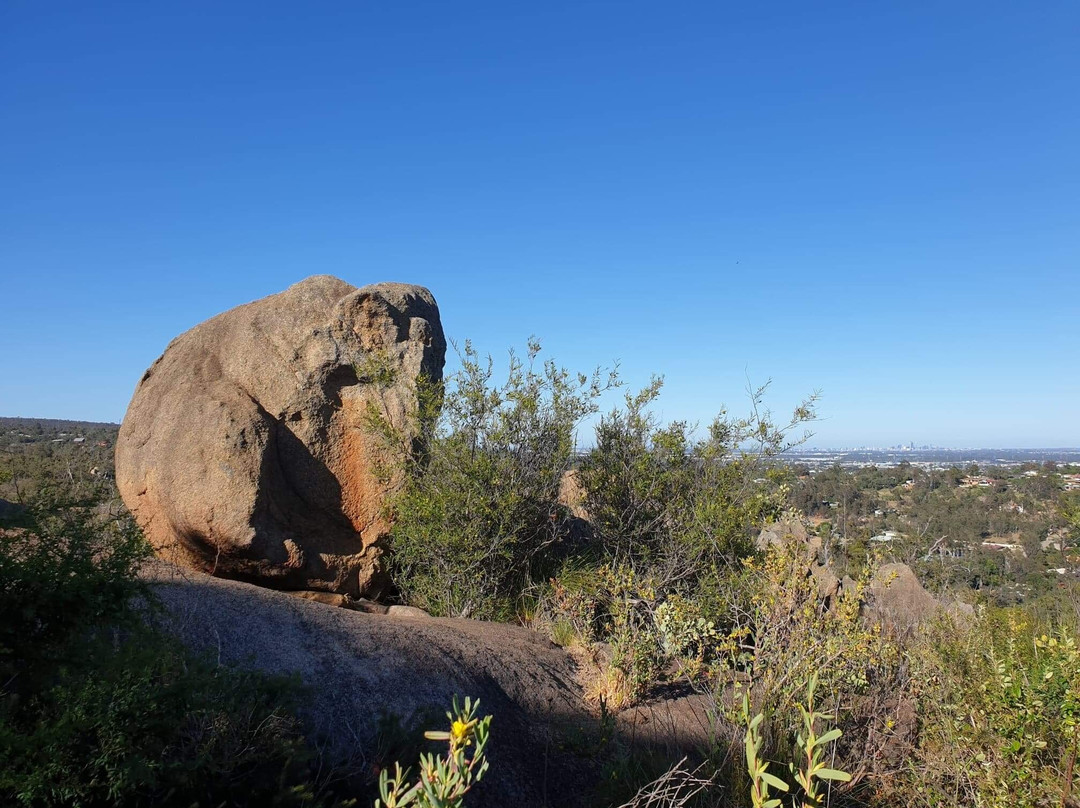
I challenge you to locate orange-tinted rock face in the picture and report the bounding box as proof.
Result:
[115,276,445,596]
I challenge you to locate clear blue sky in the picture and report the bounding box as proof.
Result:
[2,1,1077,447]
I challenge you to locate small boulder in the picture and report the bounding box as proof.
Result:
[810,563,841,602]
[289,590,353,608]
[945,599,976,626]
[387,604,432,619]
[354,598,390,615]
[756,516,822,555]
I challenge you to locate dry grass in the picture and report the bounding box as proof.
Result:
[580,652,637,712]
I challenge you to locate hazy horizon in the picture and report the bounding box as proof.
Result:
[3,413,1078,454]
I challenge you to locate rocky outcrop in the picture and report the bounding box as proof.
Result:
[143,561,596,808]
[557,470,589,520]
[116,276,445,597]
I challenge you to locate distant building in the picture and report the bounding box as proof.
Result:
[981,541,1027,557]
[870,530,902,543]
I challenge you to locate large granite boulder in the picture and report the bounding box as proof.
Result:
[116,276,445,597]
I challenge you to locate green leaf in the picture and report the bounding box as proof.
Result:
[759,772,790,791]
[814,728,842,746]
[815,768,852,782]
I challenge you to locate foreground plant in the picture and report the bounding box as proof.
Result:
[375,696,492,808]
[741,674,850,808]
[790,672,851,808]
[387,339,619,619]
[742,691,788,808]
[904,613,1080,808]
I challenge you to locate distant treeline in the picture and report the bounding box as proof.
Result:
[0,417,120,433]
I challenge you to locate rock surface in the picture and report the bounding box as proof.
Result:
[810,562,841,602]
[386,604,432,619]
[756,516,822,555]
[557,470,589,520]
[0,498,25,521]
[866,562,941,630]
[143,561,596,808]
[116,276,445,597]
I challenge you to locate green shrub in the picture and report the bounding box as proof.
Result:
[900,607,1080,807]
[0,508,149,684]
[387,339,617,618]
[578,378,818,586]
[654,594,719,664]
[741,674,850,808]
[0,631,320,808]
[717,541,897,721]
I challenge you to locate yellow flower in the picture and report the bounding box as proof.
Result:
[451,717,478,747]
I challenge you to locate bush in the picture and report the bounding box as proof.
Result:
[0,508,148,684]
[717,542,899,722]
[387,339,617,618]
[0,632,318,808]
[690,538,905,801]
[899,606,1080,807]
[578,378,818,587]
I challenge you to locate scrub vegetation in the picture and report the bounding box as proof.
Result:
[3,342,1080,807]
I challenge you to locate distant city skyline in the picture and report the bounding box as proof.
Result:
[1,2,1077,447]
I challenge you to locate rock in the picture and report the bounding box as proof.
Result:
[866,563,940,631]
[354,597,390,615]
[556,469,594,545]
[756,516,821,555]
[143,560,598,807]
[617,691,715,756]
[810,563,841,601]
[557,470,589,520]
[0,498,25,521]
[290,590,353,608]
[387,604,431,619]
[116,276,445,597]
[945,599,976,626]
[289,591,391,614]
